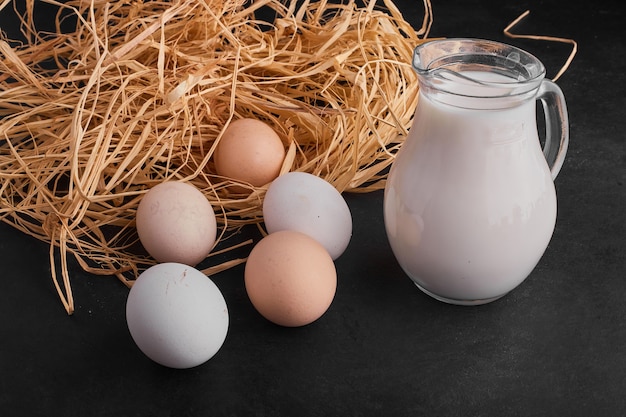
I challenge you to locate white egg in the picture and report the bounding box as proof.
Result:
[262,172,352,260]
[126,263,228,369]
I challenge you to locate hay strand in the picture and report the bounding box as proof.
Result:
[504,9,578,82]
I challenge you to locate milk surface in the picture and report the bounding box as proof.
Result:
[384,71,556,304]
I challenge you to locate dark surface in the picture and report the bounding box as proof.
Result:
[1,1,624,416]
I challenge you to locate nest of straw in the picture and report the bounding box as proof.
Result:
[0,0,432,313]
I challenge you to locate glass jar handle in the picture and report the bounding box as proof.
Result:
[537,80,569,180]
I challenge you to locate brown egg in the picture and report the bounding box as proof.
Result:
[213,118,285,192]
[244,230,337,327]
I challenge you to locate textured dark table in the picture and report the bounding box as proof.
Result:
[1,1,624,416]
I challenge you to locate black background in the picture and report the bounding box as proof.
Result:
[1,0,625,416]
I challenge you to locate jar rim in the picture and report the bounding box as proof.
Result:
[413,38,547,106]
[413,38,546,86]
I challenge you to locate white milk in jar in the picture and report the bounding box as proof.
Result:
[384,64,564,304]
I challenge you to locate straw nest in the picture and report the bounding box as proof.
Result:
[0,0,432,313]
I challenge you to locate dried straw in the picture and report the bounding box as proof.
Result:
[0,0,432,313]
[504,10,578,82]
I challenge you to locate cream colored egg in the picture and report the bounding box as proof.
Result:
[136,181,217,266]
[244,230,337,327]
[214,118,285,191]
[126,263,229,369]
